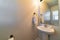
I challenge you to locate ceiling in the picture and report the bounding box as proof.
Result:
[44,0,58,7]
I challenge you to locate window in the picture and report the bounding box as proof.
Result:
[44,11,50,21]
[52,10,58,20]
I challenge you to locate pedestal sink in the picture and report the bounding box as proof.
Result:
[37,25,55,40]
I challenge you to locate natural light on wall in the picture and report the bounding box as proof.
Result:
[33,0,40,8]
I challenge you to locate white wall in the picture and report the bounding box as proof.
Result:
[0,0,36,40]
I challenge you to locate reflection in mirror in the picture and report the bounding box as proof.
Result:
[38,0,58,26]
[52,10,58,20]
[50,5,58,26]
[43,10,50,24]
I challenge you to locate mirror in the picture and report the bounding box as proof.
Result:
[38,0,58,26]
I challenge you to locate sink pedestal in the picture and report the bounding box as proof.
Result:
[42,33,48,40]
[37,26,55,40]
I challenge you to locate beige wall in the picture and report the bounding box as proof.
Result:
[0,0,37,40]
[51,5,58,11]
[39,1,49,23]
[40,1,48,14]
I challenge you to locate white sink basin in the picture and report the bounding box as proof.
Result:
[37,25,55,40]
[37,25,55,34]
